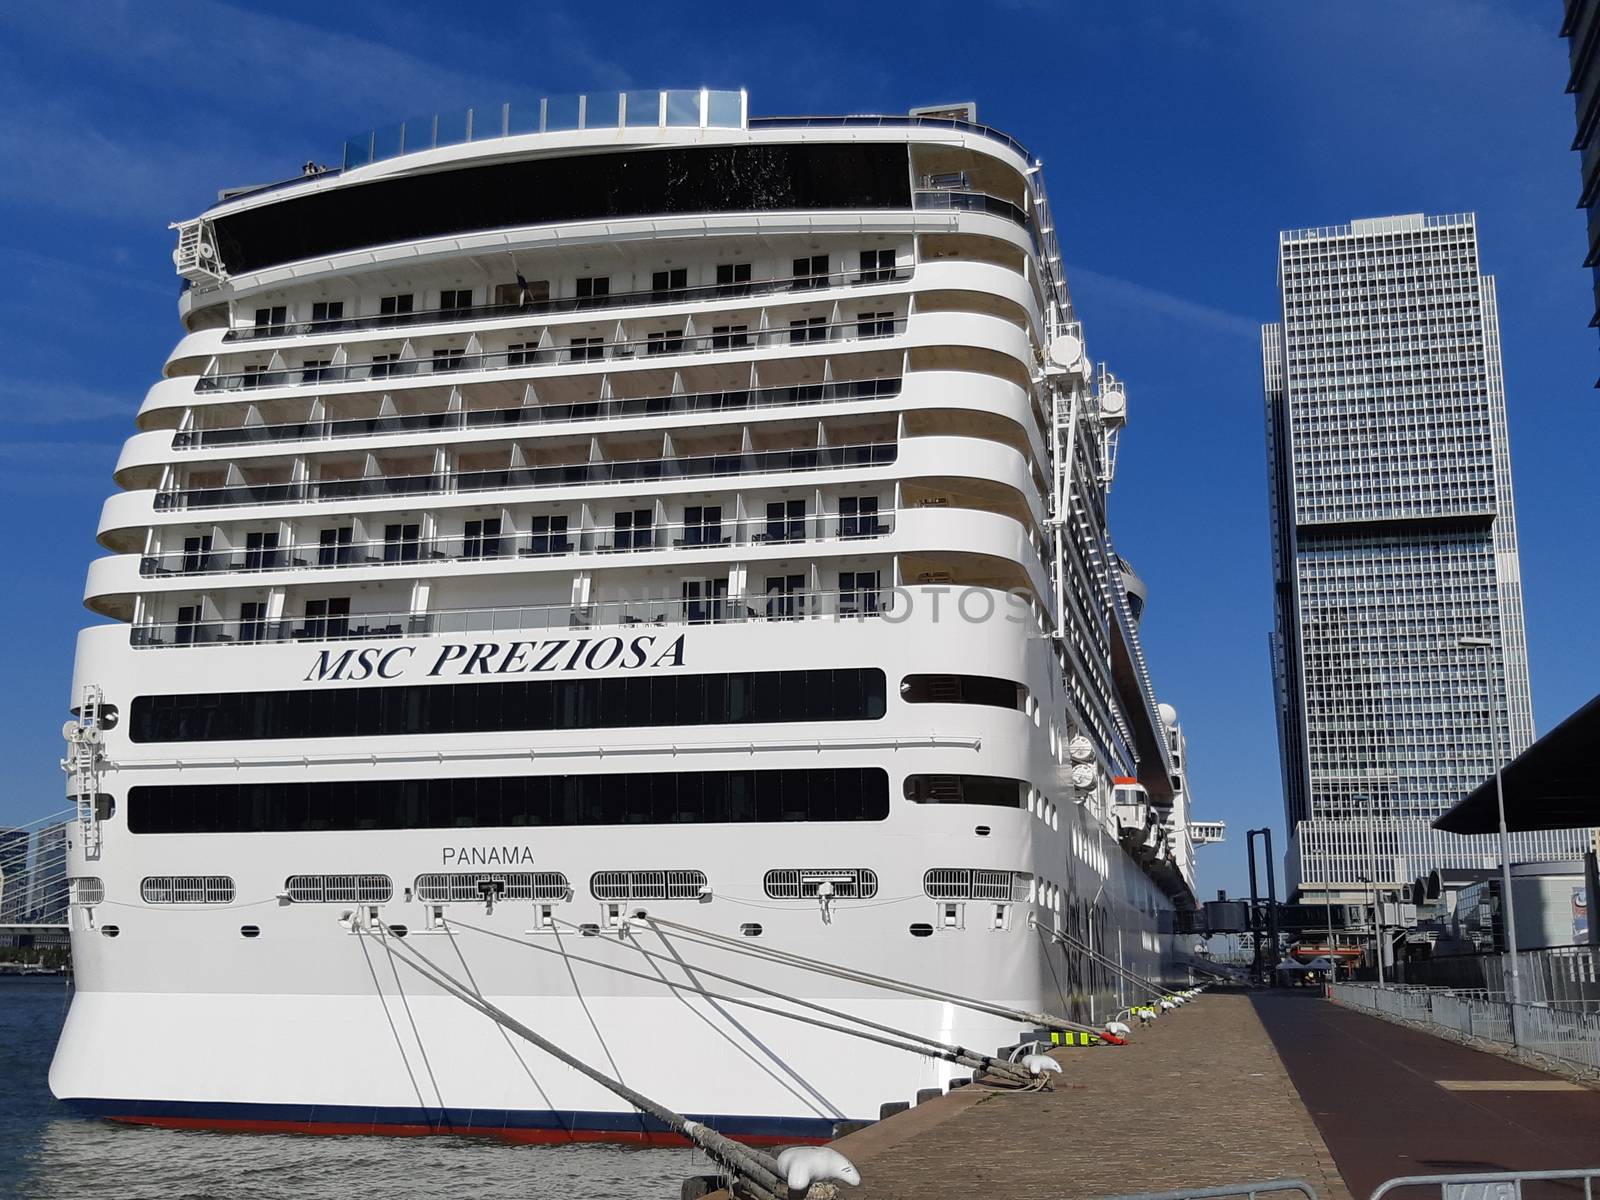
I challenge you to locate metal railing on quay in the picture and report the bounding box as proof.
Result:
[172,378,902,451]
[1393,944,1600,1014]
[223,268,913,343]
[1091,1181,1320,1200]
[1331,980,1600,1073]
[1369,1167,1600,1199]
[195,319,908,394]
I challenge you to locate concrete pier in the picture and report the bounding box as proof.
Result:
[704,990,1600,1199]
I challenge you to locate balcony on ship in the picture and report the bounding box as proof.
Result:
[151,415,902,515]
[136,505,900,579]
[129,576,901,649]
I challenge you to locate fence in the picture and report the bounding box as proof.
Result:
[1331,981,1600,1073]
[1391,945,1600,1012]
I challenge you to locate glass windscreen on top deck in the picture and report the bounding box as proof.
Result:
[212,143,912,275]
[342,89,746,170]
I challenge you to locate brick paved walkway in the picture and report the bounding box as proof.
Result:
[829,991,1351,1200]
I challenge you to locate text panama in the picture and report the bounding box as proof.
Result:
[303,635,687,683]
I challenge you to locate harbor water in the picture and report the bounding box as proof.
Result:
[0,976,700,1199]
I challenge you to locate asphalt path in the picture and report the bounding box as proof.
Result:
[1253,991,1600,1199]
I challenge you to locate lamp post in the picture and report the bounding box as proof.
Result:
[1362,794,1384,985]
[1459,635,1522,1045]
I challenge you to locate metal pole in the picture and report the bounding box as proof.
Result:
[1366,795,1384,986]
[1325,874,1337,984]
[1265,827,1280,985]
[1246,830,1263,984]
[1462,636,1521,1043]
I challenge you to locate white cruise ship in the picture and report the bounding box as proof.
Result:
[49,90,1212,1144]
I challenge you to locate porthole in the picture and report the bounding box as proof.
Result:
[578,923,600,937]
[240,925,261,939]
[389,924,408,938]
[100,925,120,938]
[974,825,991,837]
[740,923,763,937]
[909,923,934,938]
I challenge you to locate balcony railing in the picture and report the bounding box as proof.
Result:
[172,378,902,451]
[139,513,898,578]
[153,441,898,512]
[195,318,907,395]
[131,588,893,648]
[911,191,1034,248]
[222,267,911,343]
[747,114,1031,163]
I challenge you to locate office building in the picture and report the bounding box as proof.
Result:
[1263,212,1589,900]
[1563,0,1600,373]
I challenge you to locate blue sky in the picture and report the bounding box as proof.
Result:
[0,1,1594,900]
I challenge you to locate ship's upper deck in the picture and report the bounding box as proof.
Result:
[174,90,1056,311]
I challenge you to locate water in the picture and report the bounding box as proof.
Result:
[0,977,705,1199]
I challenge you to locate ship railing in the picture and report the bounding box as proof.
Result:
[139,512,899,578]
[340,89,748,172]
[748,113,1031,163]
[912,189,1033,242]
[195,318,908,394]
[172,378,903,451]
[153,440,898,513]
[222,266,913,343]
[128,588,896,648]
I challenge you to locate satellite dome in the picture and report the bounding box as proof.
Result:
[1158,703,1179,727]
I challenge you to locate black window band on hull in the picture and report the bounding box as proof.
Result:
[213,144,914,275]
[902,774,1029,807]
[130,668,886,744]
[127,767,891,834]
[899,674,1025,711]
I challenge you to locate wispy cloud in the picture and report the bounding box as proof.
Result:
[0,380,139,425]
[1067,263,1259,339]
[0,439,121,493]
[0,0,524,222]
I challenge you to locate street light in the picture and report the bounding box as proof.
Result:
[1361,795,1385,986]
[1459,635,1523,1044]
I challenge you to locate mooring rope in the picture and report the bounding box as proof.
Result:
[450,916,1034,1087]
[642,914,1114,1038]
[1033,920,1171,1001]
[368,921,789,1199]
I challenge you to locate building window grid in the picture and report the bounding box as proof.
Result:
[1268,216,1554,888]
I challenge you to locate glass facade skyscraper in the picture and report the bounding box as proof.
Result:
[1262,213,1588,898]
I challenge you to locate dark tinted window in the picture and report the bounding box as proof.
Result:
[128,768,890,834]
[130,668,886,743]
[213,145,913,275]
[902,774,1029,808]
[900,674,1025,710]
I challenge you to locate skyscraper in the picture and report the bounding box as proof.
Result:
[1562,0,1600,373]
[1263,213,1588,900]
[27,822,69,925]
[0,828,30,923]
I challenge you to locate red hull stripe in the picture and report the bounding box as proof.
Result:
[108,1114,818,1147]
[62,1098,836,1146]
